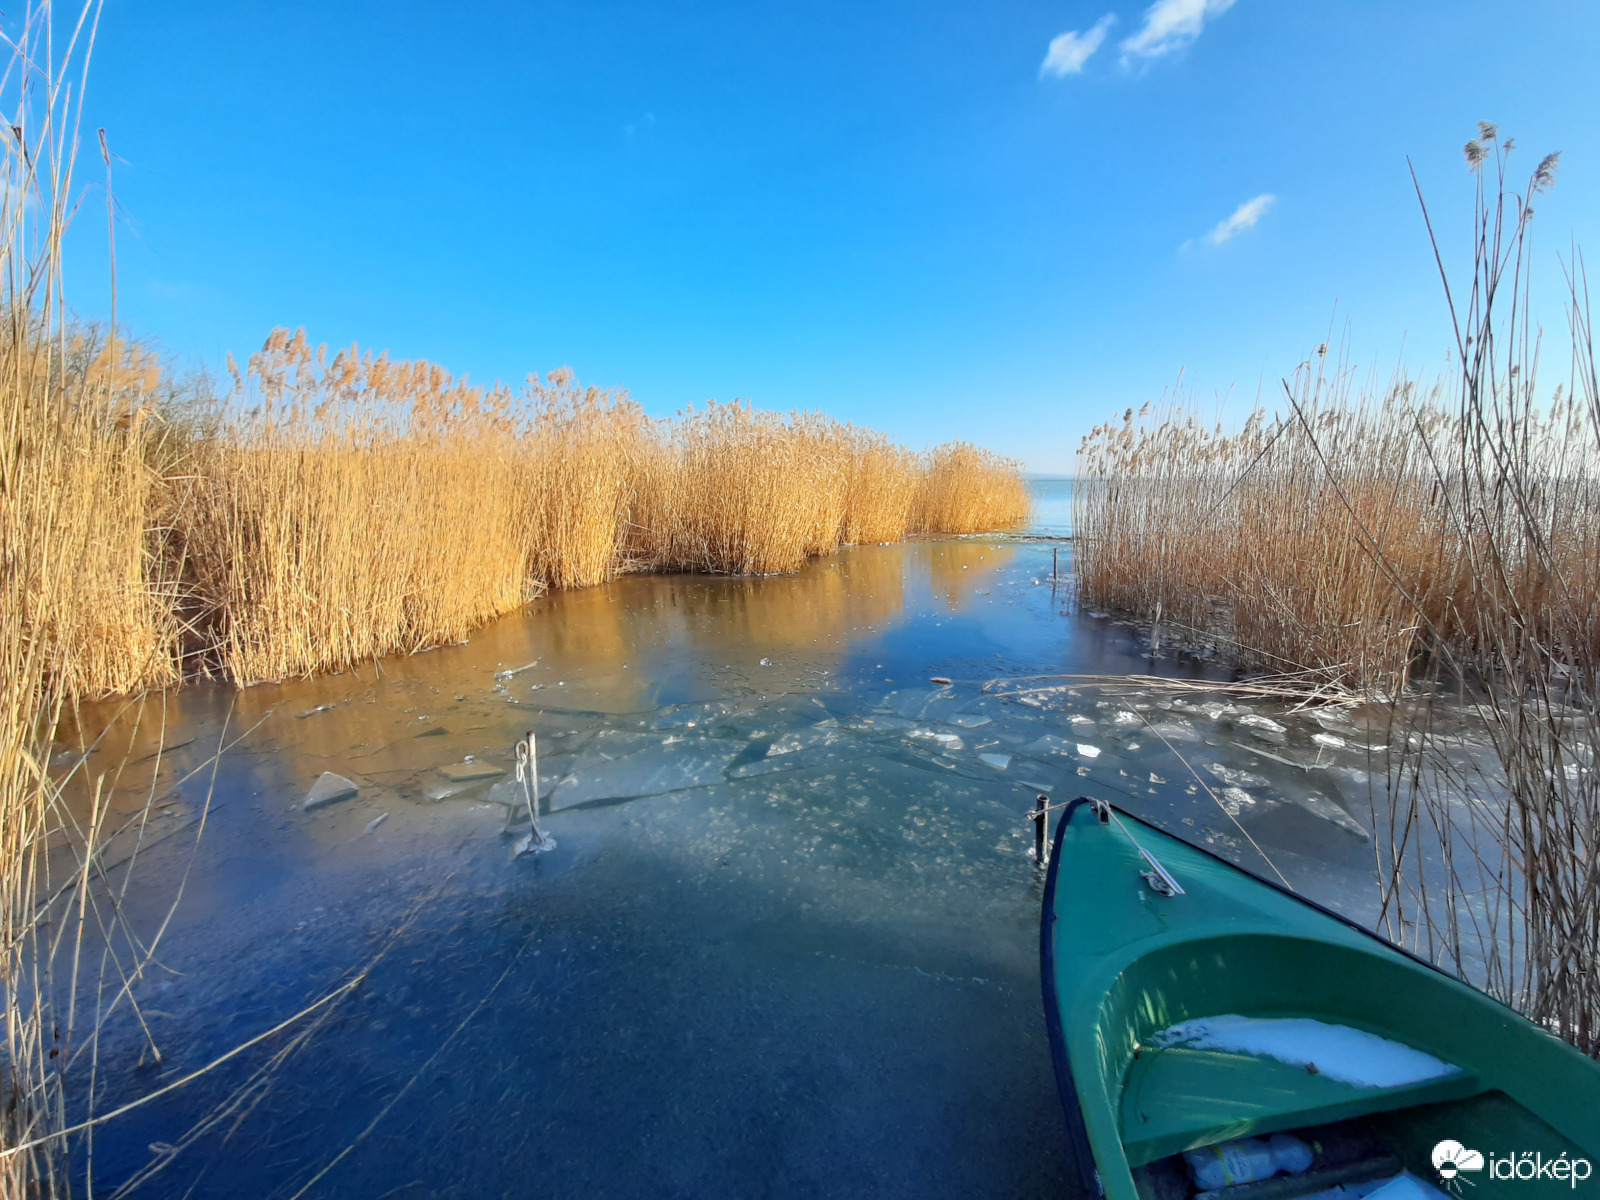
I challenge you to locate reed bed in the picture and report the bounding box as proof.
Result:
[150,350,1030,687]
[911,442,1032,536]
[1075,128,1600,1054]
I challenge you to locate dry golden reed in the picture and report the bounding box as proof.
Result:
[1075,365,1600,695]
[1076,130,1600,1054]
[141,332,1029,688]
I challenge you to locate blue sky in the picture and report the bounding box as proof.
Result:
[71,0,1600,470]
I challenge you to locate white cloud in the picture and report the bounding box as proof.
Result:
[1040,14,1116,78]
[1202,193,1275,245]
[1120,0,1236,61]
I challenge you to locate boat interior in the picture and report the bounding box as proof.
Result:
[1104,934,1588,1200]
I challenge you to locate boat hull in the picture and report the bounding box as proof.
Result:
[1040,797,1600,1200]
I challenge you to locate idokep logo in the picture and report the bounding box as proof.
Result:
[1433,1139,1595,1190]
[1433,1141,1485,1185]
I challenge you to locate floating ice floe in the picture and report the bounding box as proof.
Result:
[1312,732,1347,749]
[1205,762,1271,788]
[1219,786,1257,815]
[551,741,741,806]
[1076,743,1101,759]
[1285,792,1369,840]
[944,713,992,729]
[905,728,964,753]
[768,727,845,756]
[1238,713,1288,733]
[304,771,358,810]
[1024,733,1076,757]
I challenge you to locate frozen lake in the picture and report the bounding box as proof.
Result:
[60,537,1392,1198]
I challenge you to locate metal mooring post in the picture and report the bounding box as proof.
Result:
[1034,793,1051,867]
[514,731,553,853]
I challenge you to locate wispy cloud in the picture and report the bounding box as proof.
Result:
[1201,193,1275,246]
[1120,0,1236,62]
[1040,14,1116,78]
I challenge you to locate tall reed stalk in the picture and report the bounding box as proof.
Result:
[0,3,196,1191]
[1074,127,1599,1054]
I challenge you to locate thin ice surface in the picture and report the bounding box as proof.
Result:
[58,531,1419,1198]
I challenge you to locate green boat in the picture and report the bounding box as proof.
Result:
[1040,797,1600,1200]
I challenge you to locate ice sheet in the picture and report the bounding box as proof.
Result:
[550,741,741,805]
[1153,1014,1459,1088]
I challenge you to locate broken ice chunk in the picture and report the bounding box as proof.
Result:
[304,771,358,810]
[768,727,845,756]
[905,728,964,753]
[550,741,740,805]
[1238,713,1288,733]
[944,713,992,729]
[1205,763,1271,789]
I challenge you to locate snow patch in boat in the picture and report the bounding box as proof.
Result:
[1151,1014,1459,1089]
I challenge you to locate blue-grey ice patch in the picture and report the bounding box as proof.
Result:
[903,728,964,753]
[1151,1014,1458,1089]
[728,748,830,780]
[1144,719,1200,743]
[882,687,947,720]
[1205,763,1272,789]
[1282,792,1369,840]
[1237,742,1331,772]
[1023,733,1076,757]
[978,753,1011,771]
[767,726,845,756]
[842,714,916,732]
[943,713,992,729]
[550,740,742,806]
[652,700,741,730]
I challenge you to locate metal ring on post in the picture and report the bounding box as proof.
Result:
[513,731,555,855]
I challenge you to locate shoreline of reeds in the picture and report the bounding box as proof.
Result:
[33,332,1032,697]
[1073,128,1599,1056]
